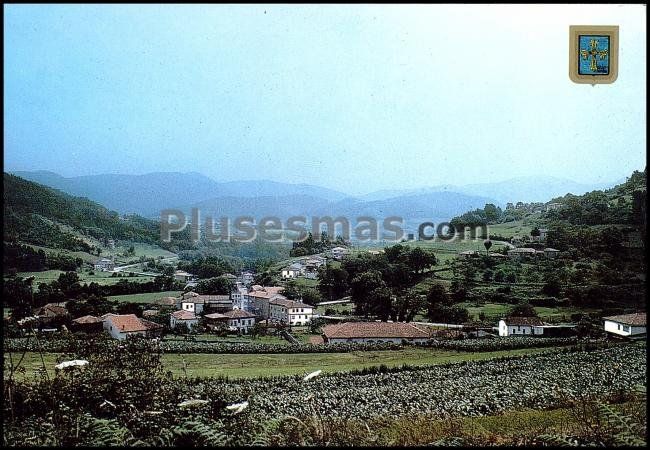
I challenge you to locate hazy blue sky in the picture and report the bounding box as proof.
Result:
[4,4,646,195]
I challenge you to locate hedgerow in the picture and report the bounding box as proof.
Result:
[3,335,588,354]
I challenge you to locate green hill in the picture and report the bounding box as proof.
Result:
[3,173,161,253]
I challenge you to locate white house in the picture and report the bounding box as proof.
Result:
[269,298,313,326]
[102,314,163,340]
[239,270,255,286]
[247,285,285,318]
[498,317,545,336]
[174,270,196,283]
[322,321,431,344]
[231,283,251,311]
[507,247,538,260]
[170,310,199,331]
[330,246,350,260]
[281,262,304,279]
[222,309,256,334]
[603,313,646,338]
[180,297,205,314]
[94,258,115,272]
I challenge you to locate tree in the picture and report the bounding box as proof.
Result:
[508,302,537,317]
[317,264,349,300]
[483,239,492,254]
[195,276,234,295]
[541,276,562,297]
[350,270,385,317]
[426,283,450,319]
[530,227,541,238]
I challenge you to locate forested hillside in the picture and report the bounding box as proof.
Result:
[3,173,161,251]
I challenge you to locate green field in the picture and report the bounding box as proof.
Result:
[14,269,158,286]
[483,220,533,239]
[107,290,183,304]
[6,347,564,381]
[459,302,601,322]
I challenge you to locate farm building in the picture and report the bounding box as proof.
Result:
[507,247,537,260]
[173,270,196,283]
[103,314,163,340]
[603,313,646,338]
[269,298,313,326]
[330,246,350,260]
[458,250,479,260]
[71,315,103,333]
[221,309,256,334]
[498,317,545,336]
[281,262,304,279]
[34,303,69,321]
[170,310,198,331]
[322,321,431,344]
[247,285,285,318]
[93,258,115,271]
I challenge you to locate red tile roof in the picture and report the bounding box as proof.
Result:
[270,298,312,309]
[72,315,100,324]
[322,322,430,339]
[204,312,228,320]
[107,314,153,333]
[171,310,197,320]
[222,309,256,319]
[603,313,646,326]
[504,316,544,326]
[35,304,68,317]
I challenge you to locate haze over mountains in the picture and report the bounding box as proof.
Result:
[11,170,622,228]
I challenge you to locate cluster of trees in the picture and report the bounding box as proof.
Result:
[3,271,182,320]
[3,242,83,273]
[289,232,347,257]
[449,203,505,230]
[545,169,646,227]
[176,256,234,279]
[318,244,438,321]
[545,223,626,258]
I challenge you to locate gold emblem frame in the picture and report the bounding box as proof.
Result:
[569,25,619,84]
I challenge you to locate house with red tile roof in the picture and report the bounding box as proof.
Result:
[269,298,313,326]
[103,314,163,340]
[603,312,646,338]
[322,321,431,344]
[170,310,199,331]
[498,316,545,336]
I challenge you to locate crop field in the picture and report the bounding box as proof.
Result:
[171,343,646,421]
[106,290,183,304]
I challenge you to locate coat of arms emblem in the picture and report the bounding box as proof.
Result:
[569,25,618,84]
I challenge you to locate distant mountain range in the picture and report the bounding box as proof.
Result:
[359,176,623,204]
[10,170,622,230]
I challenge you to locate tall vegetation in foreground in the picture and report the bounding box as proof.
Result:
[3,337,645,446]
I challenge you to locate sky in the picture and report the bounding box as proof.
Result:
[4,4,647,196]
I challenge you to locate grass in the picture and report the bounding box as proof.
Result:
[13,269,158,286]
[366,401,645,446]
[107,290,183,304]
[6,346,564,381]
[459,302,601,322]
[484,220,533,239]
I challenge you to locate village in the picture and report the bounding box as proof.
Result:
[21,233,646,345]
